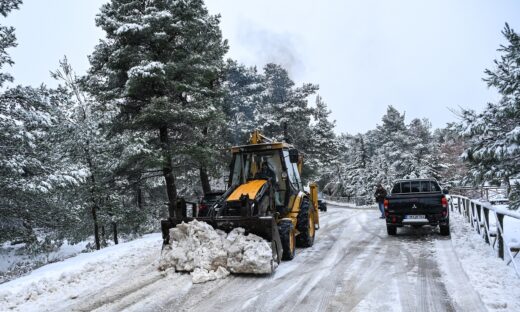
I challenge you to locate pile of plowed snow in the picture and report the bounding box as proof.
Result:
[159,220,275,283]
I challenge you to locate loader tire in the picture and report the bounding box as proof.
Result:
[279,220,295,260]
[296,197,315,247]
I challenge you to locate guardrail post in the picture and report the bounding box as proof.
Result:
[470,202,475,228]
[498,213,505,260]
[484,208,490,244]
[476,204,482,235]
[457,197,461,214]
[466,199,471,223]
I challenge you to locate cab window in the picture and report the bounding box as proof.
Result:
[283,150,300,191]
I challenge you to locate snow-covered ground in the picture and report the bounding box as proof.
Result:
[0,234,164,311]
[0,240,87,284]
[1,205,520,311]
[437,211,520,311]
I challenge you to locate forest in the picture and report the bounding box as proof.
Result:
[1,0,519,256]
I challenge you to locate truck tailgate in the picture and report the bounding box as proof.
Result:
[387,193,444,215]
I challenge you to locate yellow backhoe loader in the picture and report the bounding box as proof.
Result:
[161,130,320,266]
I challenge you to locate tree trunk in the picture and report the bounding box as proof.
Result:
[101,225,106,247]
[91,206,100,250]
[200,166,212,194]
[159,126,178,218]
[112,222,118,245]
[85,141,100,250]
[137,187,143,210]
[199,126,212,194]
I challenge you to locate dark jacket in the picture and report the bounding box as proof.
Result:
[374,186,387,203]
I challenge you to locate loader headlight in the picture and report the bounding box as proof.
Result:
[282,172,288,179]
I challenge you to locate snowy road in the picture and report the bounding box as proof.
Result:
[5,204,520,312]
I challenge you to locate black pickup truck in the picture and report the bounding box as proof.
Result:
[384,179,450,236]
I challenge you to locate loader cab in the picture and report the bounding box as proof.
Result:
[229,143,303,210]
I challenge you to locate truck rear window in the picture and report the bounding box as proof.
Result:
[391,180,441,193]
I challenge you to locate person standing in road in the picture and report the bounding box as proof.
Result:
[374,184,387,219]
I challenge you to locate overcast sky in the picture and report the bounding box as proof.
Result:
[5,0,520,134]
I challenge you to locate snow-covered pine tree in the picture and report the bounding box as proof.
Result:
[322,106,445,203]
[307,95,339,180]
[461,24,520,209]
[371,105,410,185]
[434,125,467,186]
[86,0,228,217]
[259,64,318,147]
[222,59,264,146]
[406,118,441,179]
[0,1,89,245]
[0,86,87,243]
[0,0,21,87]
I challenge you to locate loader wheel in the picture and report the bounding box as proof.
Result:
[296,197,315,247]
[279,220,295,260]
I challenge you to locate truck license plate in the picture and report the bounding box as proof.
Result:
[405,215,425,219]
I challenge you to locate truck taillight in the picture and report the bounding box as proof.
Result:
[441,196,448,208]
[384,199,389,209]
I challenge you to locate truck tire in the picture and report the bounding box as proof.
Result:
[439,224,450,236]
[296,197,315,247]
[387,225,397,236]
[279,220,295,260]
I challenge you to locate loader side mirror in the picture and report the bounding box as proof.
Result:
[289,149,299,163]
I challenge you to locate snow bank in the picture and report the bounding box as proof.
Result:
[159,220,274,283]
[437,212,520,311]
[0,234,163,312]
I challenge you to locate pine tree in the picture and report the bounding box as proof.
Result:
[259,64,318,145]
[461,24,520,209]
[406,118,440,179]
[308,95,338,180]
[0,86,87,243]
[372,105,410,185]
[434,125,467,186]
[0,0,22,87]
[326,106,443,203]
[86,0,228,217]
[222,59,264,145]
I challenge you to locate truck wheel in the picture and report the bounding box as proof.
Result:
[439,224,450,236]
[387,225,397,236]
[279,220,295,260]
[296,198,315,247]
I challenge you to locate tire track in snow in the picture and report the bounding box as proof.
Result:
[434,239,487,312]
[170,207,364,312]
[52,206,489,312]
[416,248,455,312]
[325,214,391,311]
[391,227,457,312]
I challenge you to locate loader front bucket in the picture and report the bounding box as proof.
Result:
[160,216,283,265]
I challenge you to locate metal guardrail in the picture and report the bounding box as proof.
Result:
[322,195,371,206]
[450,195,520,278]
[450,187,509,204]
